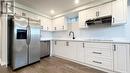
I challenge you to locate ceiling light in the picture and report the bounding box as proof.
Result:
[50,10,55,14]
[74,0,79,4]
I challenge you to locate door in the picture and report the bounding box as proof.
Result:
[65,41,77,60]
[86,8,97,20]
[79,10,88,28]
[114,44,129,73]
[13,16,28,69]
[53,41,66,57]
[112,0,127,26]
[76,42,85,63]
[28,19,40,64]
[99,3,112,17]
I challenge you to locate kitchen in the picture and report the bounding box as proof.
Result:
[0,0,130,73]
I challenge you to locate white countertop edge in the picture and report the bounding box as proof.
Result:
[40,38,130,44]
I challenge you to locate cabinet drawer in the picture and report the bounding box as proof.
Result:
[86,43,112,48]
[86,57,113,70]
[86,47,113,59]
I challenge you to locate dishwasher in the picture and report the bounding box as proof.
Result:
[40,41,50,58]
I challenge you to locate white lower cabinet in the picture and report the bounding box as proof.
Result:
[53,41,77,60]
[76,42,85,63]
[53,41,66,56]
[52,41,130,73]
[64,41,77,60]
[85,42,114,71]
[114,44,130,73]
[87,57,113,70]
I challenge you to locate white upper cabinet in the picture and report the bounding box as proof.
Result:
[112,0,127,26]
[99,3,112,17]
[52,16,67,31]
[79,3,112,28]
[86,8,97,20]
[87,2,112,19]
[79,0,127,28]
[39,16,52,31]
[79,10,88,28]
[15,8,38,19]
[43,18,52,31]
[114,44,130,73]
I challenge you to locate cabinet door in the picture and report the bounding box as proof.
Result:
[52,18,60,31]
[59,17,66,30]
[64,41,77,60]
[52,19,57,31]
[114,44,129,73]
[79,10,88,28]
[87,8,97,19]
[76,42,85,63]
[99,3,112,17]
[39,17,46,30]
[38,17,52,31]
[53,41,66,57]
[112,0,127,26]
[44,18,52,31]
[52,17,66,31]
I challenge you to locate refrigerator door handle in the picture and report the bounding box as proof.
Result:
[28,25,31,45]
[26,25,30,45]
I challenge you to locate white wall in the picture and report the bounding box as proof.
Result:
[52,6,130,40]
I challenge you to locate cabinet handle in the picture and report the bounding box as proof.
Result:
[47,27,49,30]
[83,43,85,48]
[62,26,64,30]
[113,17,115,23]
[54,27,56,30]
[98,11,99,17]
[93,52,102,54]
[41,26,43,29]
[113,45,116,51]
[93,61,102,64]
[54,41,57,45]
[66,41,69,46]
[96,12,98,17]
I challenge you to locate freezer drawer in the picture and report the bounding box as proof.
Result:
[40,41,50,58]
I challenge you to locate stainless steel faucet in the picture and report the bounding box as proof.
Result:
[69,31,75,39]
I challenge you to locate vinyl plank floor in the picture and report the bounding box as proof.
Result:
[0,57,107,73]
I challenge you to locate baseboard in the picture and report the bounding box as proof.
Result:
[0,59,6,66]
[1,61,6,66]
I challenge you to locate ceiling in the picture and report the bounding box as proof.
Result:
[15,0,95,16]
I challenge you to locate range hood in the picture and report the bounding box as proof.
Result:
[85,16,112,26]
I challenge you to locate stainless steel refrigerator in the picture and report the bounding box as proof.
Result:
[8,15,40,70]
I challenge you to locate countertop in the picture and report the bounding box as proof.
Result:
[40,38,130,44]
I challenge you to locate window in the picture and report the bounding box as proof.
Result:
[67,16,78,24]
